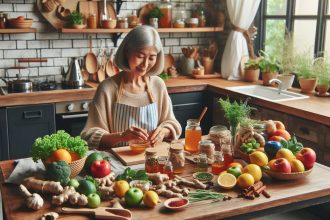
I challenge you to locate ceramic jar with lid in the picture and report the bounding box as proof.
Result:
[117,17,128,28]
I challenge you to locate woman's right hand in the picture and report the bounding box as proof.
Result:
[121,126,149,142]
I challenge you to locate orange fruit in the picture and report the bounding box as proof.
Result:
[217,173,237,190]
[272,129,291,141]
[51,149,72,163]
[70,152,81,161]
[249,151,269,166]
[227,162,243,170]
[242,164,262,182]
[237,173,255,189]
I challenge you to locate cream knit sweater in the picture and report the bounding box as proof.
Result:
[81,73,182,148]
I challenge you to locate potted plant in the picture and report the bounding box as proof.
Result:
[259,50,281,86]
[67,11,85,29]
[313,57,330,95]
[244,59,260,82]
[146,7,163,28]
[295,51,318,94]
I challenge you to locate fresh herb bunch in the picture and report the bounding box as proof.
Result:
[146,7,164,20]
[68,11,84,25]
[259,50,281,73]
[280,135,303,155]
[31,130,88,162]
[115,167,148,182]
[188,189,226,203]
[244,59,260,70]
[159,72,169,80]
[218,98,255,132]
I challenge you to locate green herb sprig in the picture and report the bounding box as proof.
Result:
[280,135,303,155]
[31,130,88,162]
[187,190,226,203]
[115,167,148,182]
[68,11,84,25]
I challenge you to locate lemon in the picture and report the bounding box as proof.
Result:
[114,180,130,198]
[217,173,237,190]
[243,164,262,182]
[143,190,160,208]
[249,151,269,166]
[237,173,255,189]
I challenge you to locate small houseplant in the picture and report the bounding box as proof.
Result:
[259,50,281,86]
[67,11,85,29]
[244,58,260,82]
[295,51,318,94]
[313,57,330,95]
[146,7,163,28]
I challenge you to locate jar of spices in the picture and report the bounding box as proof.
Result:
[184,119,202,153]
[0,12,7,29]
[128,10,138,28]
[117,17,128,29]
[169,143,185,174]
[145,148,159,173]
[199,140,215,162]
[157,156,168,173]
[211,151,225,175]
[163,160,174,179]
[158,0,172,28]
[87,14,97,29]
[196,153,208,172]
[149,17,158,29]
[186,18,198,28]
[209,125,231,151]
[198,10,206,27]
[221,144,233,168]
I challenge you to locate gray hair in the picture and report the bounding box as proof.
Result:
[114,25,164,76]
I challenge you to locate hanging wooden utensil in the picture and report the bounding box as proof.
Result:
[85,36,98,74]
[164,47,175,73]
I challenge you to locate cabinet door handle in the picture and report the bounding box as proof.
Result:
[299,127,310,135]
[23,110,42,119]
[61,113,88,119]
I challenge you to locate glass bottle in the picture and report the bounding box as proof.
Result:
[157,156,168,173]
[173,2,186,28]
[128,10,138,28]
[158,0,172,28]
[0,12,7,29]
[87,14,97,29]
[196,153,208,172]
[169,143,185,174]
[198,10,206,27]
[163,160,174,179]
[117,17,128,29]
[184,119,202,153]
[211,151,225,175]
[222,144,233,168]
[145,148,159,173]
[199,140,215,162]
[208,125,231,151]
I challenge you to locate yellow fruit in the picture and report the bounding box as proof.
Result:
[217,173,237,190]
[276,148,295,161]
[268,159,276,167]
[243,164,262,182]
[114,180,130,198]
[143,190,160,208]
[237,173,255,189]
[290,159,305,172]
[249,151,269,166]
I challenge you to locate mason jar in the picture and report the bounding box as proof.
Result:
[158,0,172,28]
[169,143,185,174]
[145,148,159,173]
[184,119,202,153]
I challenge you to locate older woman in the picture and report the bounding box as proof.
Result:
[81,25,181,148]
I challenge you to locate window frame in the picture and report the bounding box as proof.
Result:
[256,0,329,57]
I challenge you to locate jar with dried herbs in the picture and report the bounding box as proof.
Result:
[169,143,185,174]
[145,148,159,173]
[199,140,215,162]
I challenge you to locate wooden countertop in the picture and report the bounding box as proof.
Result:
[0,77,329,126]
[1,159,330,220]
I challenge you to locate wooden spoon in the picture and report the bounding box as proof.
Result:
[164,47,175,73]
[105,49,114,77]
[62,207,132,220]
[85,36,98,74]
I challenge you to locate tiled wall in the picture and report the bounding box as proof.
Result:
[0,0,229,84]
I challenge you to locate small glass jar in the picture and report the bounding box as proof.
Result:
[157,156,168,173]
[221,144,233,168]
[87,14,97,29]
[211,151,225,175]
[128,10,138,28]
[158,0,172,28]
[199,140,215,162]
[196,153,208,172]
[186,18,199,28]
[169,143,185,174]
[0,12,7,29]
[198,10,206,27]
[209,125,231,151]
[145,148,159,173]
[163,160,174,179]
[184,119,202,153]
[117,17,128,28]
[149,17,158,29]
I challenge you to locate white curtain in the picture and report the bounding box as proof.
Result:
[221,0,261,80]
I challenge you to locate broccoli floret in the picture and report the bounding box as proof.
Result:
[46,160,71,186]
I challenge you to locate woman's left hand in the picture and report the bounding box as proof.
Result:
[149,126,170,145]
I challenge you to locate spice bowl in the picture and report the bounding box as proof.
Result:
[193,172,214,182]
[164,197,189,210]
[101,19,117,29]
[129,141,151,154]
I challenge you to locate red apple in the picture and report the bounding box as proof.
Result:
[91,160,111,178]
[271,158,291,173]
[296,148,316,170]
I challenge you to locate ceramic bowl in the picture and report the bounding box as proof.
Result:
[264,168,313,180]
[101,19,117,29]
[8,18,33,28]
[164,198,189,210]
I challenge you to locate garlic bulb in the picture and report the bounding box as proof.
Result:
[19,184,44,210]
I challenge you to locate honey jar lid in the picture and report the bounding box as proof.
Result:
[145,148,157,155]
[170,143,184,152]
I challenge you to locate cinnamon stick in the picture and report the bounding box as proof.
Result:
[254,185,266,197]
[243,181,263,194]
[262,190,271,198]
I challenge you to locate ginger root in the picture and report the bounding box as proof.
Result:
[147,172,169,185]
[19,184,44,210]
[22,177,63,195]
[52,186,88,206]
[98,185,115,200]
[156,188,183,198]
[174,175,207,189]
[95,172,116,186]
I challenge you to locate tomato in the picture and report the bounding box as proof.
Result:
[90,160,111,178]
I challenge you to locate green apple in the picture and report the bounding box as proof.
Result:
[124,187,143,207]
[87,193,101,208]
[226,166,242,178]
[67,178,79,189]
[77,179,96,196]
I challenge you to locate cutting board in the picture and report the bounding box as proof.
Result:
[111,142,170,166]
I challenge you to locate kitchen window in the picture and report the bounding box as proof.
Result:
[256,0,330,59]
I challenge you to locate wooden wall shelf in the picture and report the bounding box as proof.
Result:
[0,28,37,33]
[60,27,224,34]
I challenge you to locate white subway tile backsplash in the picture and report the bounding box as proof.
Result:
[36,33,59,40]
[39,67,61,76]
[27,40,49,49]
[41,48,61,58]
[9,33,35,40]
[0,41,16,49]
[61,48,86,58]
[4,49,37,59]
[0,59,15,69]
[180,38,198,45]
[53,40,72,48]
[15,3,34,11]
[16,41,26,49]
[165,38,180,46]
[0,4,12,11]
[60,33,85,40]
[54,58,69,67]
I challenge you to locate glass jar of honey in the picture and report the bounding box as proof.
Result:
[211,151,225,175]
[199,140,215,162]
[221,144,233,168]
[117,17,128,29]
[169,143,185,174]
[184,119,202,153]
[158,0,172,28]
[87,14,97,29]
[145,148,159,173]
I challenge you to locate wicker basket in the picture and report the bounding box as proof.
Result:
[236,149,251,163]
[43,156,86,178]
[264,168,313,180]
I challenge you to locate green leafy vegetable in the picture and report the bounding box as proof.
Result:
[115,167,148,182]
[31,130,88,162]
[187,189,226,203]
[46,160,71,186]
[68,11,84,25]
[159,72,169,80]
[280,135,303,155]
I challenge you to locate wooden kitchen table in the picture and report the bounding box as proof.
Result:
[1,159,330,220]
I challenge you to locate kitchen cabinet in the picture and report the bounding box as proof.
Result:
[170,91,212,138]
[0,104,55,160]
